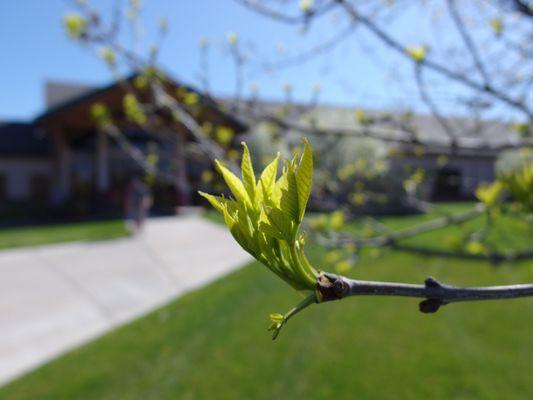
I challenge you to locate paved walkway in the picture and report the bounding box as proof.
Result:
[0,216,251,386]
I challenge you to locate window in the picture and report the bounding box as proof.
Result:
[432,168,462,201]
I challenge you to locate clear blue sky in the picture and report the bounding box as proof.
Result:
[0,0,505,121]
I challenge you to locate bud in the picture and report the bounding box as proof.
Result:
[489,18,503,36]
[226,32,238,45]
[98,47,116,68]
[198,37,209,49]
[299,0,313,13]
[406,45,428,62]
[64,13,87,39]
[158,17,169,33]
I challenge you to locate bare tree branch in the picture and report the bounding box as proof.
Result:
[317,273,533,313]
[447,0,491,85]
[318,204,486,248]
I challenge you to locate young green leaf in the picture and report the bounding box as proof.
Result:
[264,206,294,242]
[295,139,313,222]
[258,152,280,200]
[214,160,250,206]
[199,139,319,339]
[240,142,256,202]
[280,164,300,223]
[198,191,227,214]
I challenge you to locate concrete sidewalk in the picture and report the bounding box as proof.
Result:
[0,216,251,386]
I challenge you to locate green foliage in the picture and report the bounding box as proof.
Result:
[98,47,116,68]
[489,18,503,36]
[200,140,318,338]
[63,13,87,39]
[499,163,533,213]
[226,32,238,45]
[406,45,428,62]
[354,108,371,126]
[309,211,346,232]
[200,140,317,290]
[299,0,313,13]
[90,103,111,126]
[511,122,531,138]
[474,162,533,214]
[475,181,504,208]
[215,126,234,147]
[123,93,147,125]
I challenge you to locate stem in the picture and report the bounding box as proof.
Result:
[290,241,317,289]
[317,273,533,313]
[271,292,317,340]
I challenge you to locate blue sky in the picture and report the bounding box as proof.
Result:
[0,0,509,121]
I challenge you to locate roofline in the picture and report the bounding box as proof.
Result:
[34,70,248,132]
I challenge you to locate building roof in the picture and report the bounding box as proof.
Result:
[36,71,247,134]
[45,81,95,110]
[225,99,528,154]
[0,122,50,156]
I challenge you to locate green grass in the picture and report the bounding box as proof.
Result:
[2,206,532,399]
[0,220,129,250]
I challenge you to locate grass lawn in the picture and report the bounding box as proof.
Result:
[1,205,532,399]
[0,220,129,250]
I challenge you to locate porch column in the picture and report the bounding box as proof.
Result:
[175,130,191,207]
[52,128,72,204]
[96,129,110,192]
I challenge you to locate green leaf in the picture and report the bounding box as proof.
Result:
[259,222,286,242]
[258,152,280,200]
[270,170,287,208]
[264,206,294,242]
[215,160,249,206]
[198,191,226,213]
[295,139,313,222]
[240,142,256,202]
[280,164,300,223]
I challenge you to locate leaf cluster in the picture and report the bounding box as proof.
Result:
[200,139,318,292]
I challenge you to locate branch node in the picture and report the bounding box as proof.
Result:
[317,272,350,302]
[424,277,443,288]
[420,277,447,313]
[419,298,445,313]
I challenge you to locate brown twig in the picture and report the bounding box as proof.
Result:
[317,273,533,313]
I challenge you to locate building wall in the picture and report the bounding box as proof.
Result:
[389,154,496,200]
[0,158,53,201]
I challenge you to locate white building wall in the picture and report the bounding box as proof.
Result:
[0,158,52,200]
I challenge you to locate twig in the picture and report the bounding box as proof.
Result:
[447,0,491,85]
[391,243,533,264]
[324,204,486,248]
[336,1,533,118]
[317,273,533,313]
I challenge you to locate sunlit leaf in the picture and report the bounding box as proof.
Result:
[214,160,250,206]
[241,142,256,202]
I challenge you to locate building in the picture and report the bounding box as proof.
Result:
[233,100,523,201]
[0,73,246,220]
[0,77,523,221]
[0,122,52,205]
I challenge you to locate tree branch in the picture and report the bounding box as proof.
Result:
[337,0,533,118]
[317,273,533,313]
[447,0,491,85]
[320,204,487,248]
